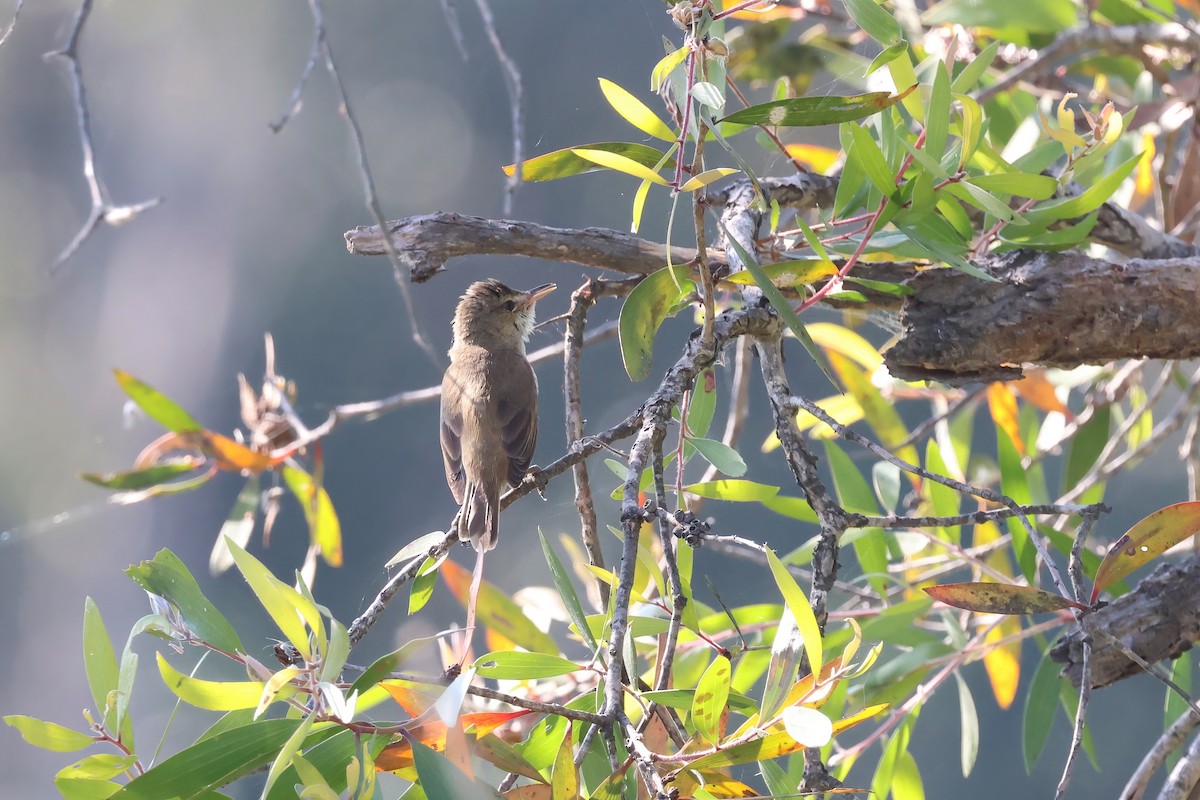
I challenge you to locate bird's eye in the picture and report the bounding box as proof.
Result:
[503,300,516,311]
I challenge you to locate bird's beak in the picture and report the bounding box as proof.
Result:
[520,283,557,307]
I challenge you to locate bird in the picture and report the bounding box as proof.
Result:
[439,279,556,552]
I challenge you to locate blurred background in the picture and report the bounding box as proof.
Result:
[0,1,1185,797]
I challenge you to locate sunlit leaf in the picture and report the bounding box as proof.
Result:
[157,653,266,711]
[721,259,837,287]
[842,0,903,45]
[766,549,823,677]
[225,539,321,662]
[693,655,732,744]
[4,716,95,753]
[679,167,740,192]
[784,143,840,173]
[502,142,672,182]
[987,382,1025,457]
[113,370,201,433]
[782,706,834,747]
[684,479,780,502]
[598,78,676,142]
[954,673,979,777]
[651,46,690,92]
[924,582,1085,614]
[474,652,580,681]
[1092,502,1200,603]
[282,464,343,568]
[982,617,1021,710]
[571,148,672,185]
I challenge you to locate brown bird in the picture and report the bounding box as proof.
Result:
[440,279,556,552]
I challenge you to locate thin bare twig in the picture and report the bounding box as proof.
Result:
[45,0,162,274]
[564,281,607,604]
[0,0,24,48]
[1121,710,1200,800]
[437,0,470,62]
[283,0,441,368]
[471,0,524,215]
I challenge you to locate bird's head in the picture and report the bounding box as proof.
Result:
[451,279,556,351]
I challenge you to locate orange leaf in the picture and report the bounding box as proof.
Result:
[374,718,449,775]
[1091,501,1200,603]
[924,582,1086,614]
[504,787,553,799]
[1011,369,1072,419]
[461,710,534,737]
[199,431,275,472]
[380,680,439,716]
[986,382,1025,457]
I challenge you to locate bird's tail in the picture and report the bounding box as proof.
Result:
[458,484,500,552]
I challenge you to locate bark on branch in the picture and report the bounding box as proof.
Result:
[885,250,1200,384]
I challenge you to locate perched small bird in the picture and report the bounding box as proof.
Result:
[440,279,556,552]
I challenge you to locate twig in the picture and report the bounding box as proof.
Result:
[1120,709,1200,800]
[287,0,441,368]
[0,0,24,48]
[786,393,1081,601]
[45,0,162,274]
[437,0,470,62]
[471,0,524,215]
[1158,730,1200,800]
[563,281,607,604]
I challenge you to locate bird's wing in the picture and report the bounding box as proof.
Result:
[440,366,467,504]
[497,354,539,488]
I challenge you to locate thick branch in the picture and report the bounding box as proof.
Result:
[1051,557,1200,690]
[346,211,710,280]
[886,250,1200,383]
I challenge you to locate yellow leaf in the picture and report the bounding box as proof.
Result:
[808,323,883,370]
[828,352,920,483]
[986,382,1025,457]
[598,78,676,142]
[983,619,1021,710]
[1133,131,1157,207]
[784,143,841,174]
[1092,501,1200,602]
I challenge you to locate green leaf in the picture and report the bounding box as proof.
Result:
[82,460,203,490]
[688,438,747,477]
[82,598,120,731]
[847,122,896,197]
[473,652,580,680]
[225,538,320,662]
[109,719,309,798]
[924,63,951,161]
[951,41,1000,94]
[598,78,676,142]
[571,148,671,185]
[967,172,1059,199]
[692,655,732,744]
[683,368,717,440]
[824,441,888,595]
[539,530,597,650]
[954,672,979,777]
[765,549,823,677]
[842,0,903,46]
[927,0,1075,33]
[408,555,441,615]
[719,90,910,127]
[1023,644,1060,771]
[349,631,452,696]
[503,141,672,182]
[618,266,695,381]
[262,711,316,797]
[409,738,486,799]
[721,222,836,388]
[684,479,780,502]
[281,465,343,568]
[4,716,96,752]
[113,370,202,433]
[762,495,818,523]
[125,549,243,655]
[1018,152,1140,230]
